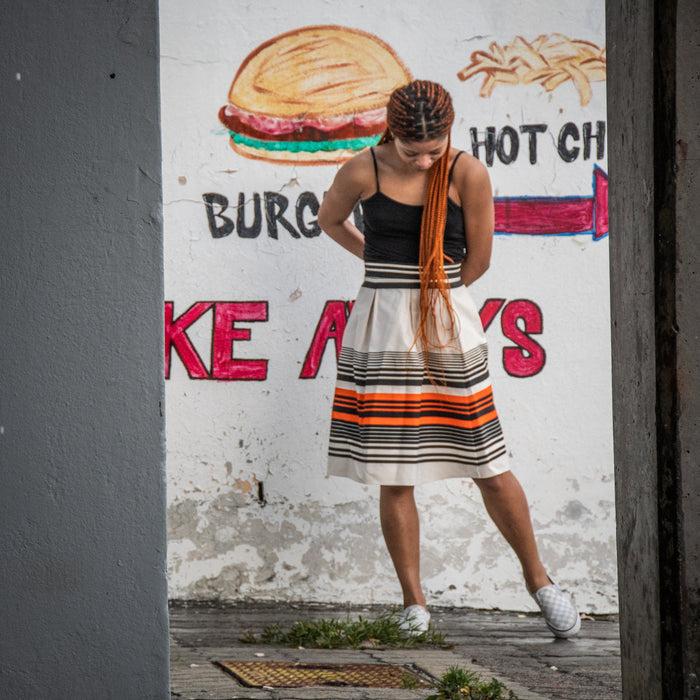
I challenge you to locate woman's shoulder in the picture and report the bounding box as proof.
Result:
[337,148,377,184]
[328,147,377,200]
[450,149,491,188]
[346,146,376,169]
[451,148,485,173]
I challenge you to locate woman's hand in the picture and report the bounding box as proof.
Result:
[317,152,373,260]
[453,155,495,286]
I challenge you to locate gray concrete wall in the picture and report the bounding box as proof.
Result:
[607,4,660,694]
[676,0,700,693]
[608,0,700,698]
[0,2,169,698]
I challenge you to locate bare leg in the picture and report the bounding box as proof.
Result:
[379,485,427,608]
[473,471,550,593]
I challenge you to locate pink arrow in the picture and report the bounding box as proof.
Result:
[494,166,608,240]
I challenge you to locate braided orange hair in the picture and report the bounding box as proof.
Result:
[380,80,457,359]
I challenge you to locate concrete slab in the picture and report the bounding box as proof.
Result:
[169,602,621,700]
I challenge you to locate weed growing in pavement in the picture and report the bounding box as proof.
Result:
[401,670,421,689]
[240,609,451,649]
[425,665,519,700]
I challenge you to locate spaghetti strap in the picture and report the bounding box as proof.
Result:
[370,147,380,192]
[448,151,464,183]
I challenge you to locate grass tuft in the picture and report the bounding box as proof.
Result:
[426,665,519,700]
[401,670,422,689]
[240,610,451,649]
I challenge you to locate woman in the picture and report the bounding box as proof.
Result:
[317,80,579,638]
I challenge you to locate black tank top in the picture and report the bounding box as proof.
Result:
[361,149,467,264]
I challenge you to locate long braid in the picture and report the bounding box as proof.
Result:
[382,80,457,367]
[417,132,455,354]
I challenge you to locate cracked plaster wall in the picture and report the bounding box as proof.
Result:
[161,0,617,613]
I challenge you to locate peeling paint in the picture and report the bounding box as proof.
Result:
[231,478,254,494]
[166,480,618,611]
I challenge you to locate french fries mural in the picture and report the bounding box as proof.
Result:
[457,34,606,106]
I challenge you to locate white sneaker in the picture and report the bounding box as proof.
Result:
[398,605,431,634]
[531,582,581,638]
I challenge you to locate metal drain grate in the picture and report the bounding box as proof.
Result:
[215,660,429,688]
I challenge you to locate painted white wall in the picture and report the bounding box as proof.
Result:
[161,0,616,612]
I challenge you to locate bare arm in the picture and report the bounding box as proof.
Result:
[317,153,372,260]
[455,156,495,286]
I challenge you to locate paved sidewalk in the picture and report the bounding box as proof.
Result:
[169,602,621,700]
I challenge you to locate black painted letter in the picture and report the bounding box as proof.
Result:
[519,124,548,164]
[296,192,321,238]
[203,193,234,239]
[470,127,497,166]
[236,192,262,238]
[352,202,364,233]
[264,192,300,239]
[557,123,580,162]
[497,126,519,164]
[583,121,606,160]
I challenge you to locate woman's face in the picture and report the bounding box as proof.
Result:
[393,135,449,171]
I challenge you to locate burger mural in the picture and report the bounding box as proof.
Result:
[218,25,411,165]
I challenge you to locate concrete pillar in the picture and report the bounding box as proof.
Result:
[0,1,169,698]
[607,1,700,698]
[675,2,700,694]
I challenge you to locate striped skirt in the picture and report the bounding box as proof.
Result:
[327,262,509,485]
